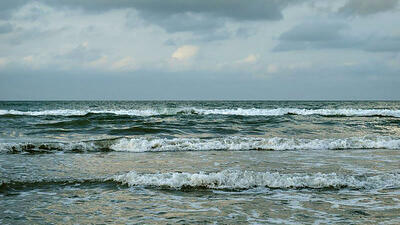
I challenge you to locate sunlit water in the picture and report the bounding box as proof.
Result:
[1,101,400,224]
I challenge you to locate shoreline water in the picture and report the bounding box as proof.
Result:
[1,101,399,224]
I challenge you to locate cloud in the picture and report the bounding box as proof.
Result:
[88,55,108,68]
[363,36,400,52]
[0,23,13,34]
[339,0,399,16]
[274,21,400,52]
[23,55,33,63]
[20,55,45,69]
[236,54,258,64]
[267,64,279,73]
[133,11,224,33]
[171,45,198,60]
[279,22,347,42]
[58,42,100,62]
[0,0,29,19]
[111,56,137,70]
[1,0,294,23]
[46,0,290,21]
[122,0,292,34]
[0,0,298,36]
[274,22,354,51]
[0,57,9,67]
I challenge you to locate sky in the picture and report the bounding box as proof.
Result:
[0,0,399,100]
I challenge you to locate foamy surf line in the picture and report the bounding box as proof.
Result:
[2,136,400,153]
[111,170,400,190]
[2,170,399,191]
[111,136,400,152]
[1,108,400,117]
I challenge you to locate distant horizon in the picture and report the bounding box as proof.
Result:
[1,99,400,102]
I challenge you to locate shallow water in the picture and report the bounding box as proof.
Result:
[1,101,400,224]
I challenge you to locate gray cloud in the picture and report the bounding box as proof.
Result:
[0,23,13,34]
[363,36,400,52]
[127,11,224,34]
[339,0,399,16]
[5,26,69,46]
[279,22,347,42]
[1,0,297,37]
[0,0,29,19]
[274,22,356,51]
[0,0,295,24]
[274,21,400,52]
[57,43,101,62]
[47,0,289,21]
[120,0,294,36]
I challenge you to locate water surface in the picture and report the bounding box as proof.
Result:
[1,101,400,224]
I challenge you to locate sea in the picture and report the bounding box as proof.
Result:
[1,101,400,224]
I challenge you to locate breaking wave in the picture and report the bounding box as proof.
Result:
[2,136,400,153]
[1,108,400,117]
[2,170,399,191]
[112,170,400,190]
[0,139,115,153]
[110,136,400,152]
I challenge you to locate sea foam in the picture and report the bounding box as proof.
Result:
[2,136,400,153]
[112,170,400,190]
[1,108,400,117]
[110,136,400,152]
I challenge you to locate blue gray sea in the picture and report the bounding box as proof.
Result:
[1,101,400,224]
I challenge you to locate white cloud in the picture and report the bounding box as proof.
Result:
[88,55,108,68]
[111,56,137,70]
[267,64,279,73]
[23,55,34,63]
[0,57,9,67]
[81,41,89,48]
[236,54,258,64]
[171,45,199,60]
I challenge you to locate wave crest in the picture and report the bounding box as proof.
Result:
[1,108,400,117]
[112,170,400,190]
[2,170,399,191]
[111,136,400,152]
[2,136,400,153]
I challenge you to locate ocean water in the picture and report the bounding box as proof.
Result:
[1,101,400,224]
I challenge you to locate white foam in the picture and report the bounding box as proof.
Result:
[0,109,88,116]
[2,136,399,153]
[1,108,400,117]
[0,109,168,116]
[110,136,400,152]
[112,170,400,190]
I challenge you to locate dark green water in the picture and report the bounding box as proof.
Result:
[1,101,400,224]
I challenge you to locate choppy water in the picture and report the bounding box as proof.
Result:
[1,101,400,224]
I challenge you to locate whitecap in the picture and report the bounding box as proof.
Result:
[110,136,400,152]
[1,108,400,117]
[112,170,400,190]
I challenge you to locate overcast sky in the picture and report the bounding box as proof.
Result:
[1,0,399,100]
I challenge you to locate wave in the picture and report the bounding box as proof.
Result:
[112,170,400,190]
[110,136,400,152]
[0,109,169,117]
[2,136,400,153]
[194,108,400,117]
[2,170,399,191]
[1,108,400,117]
[0,139,116,153]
